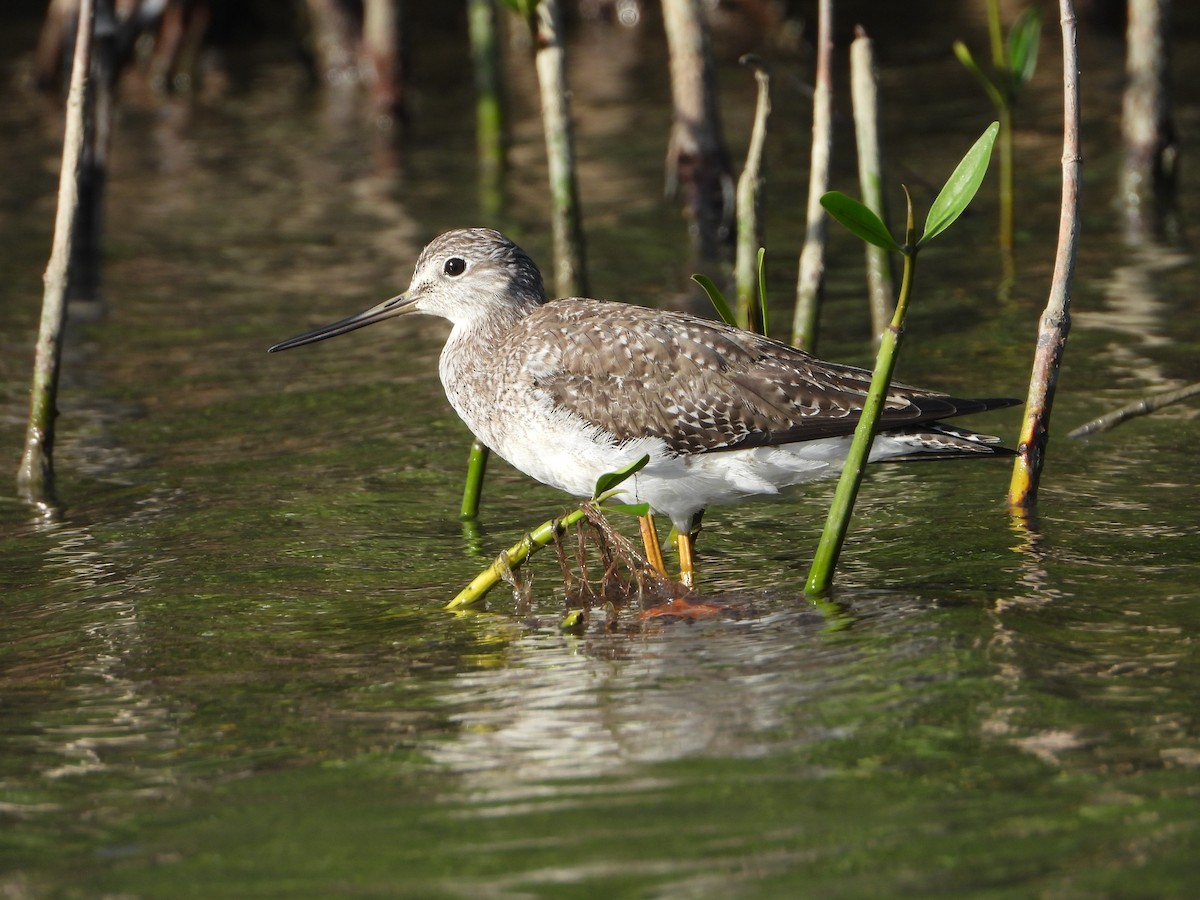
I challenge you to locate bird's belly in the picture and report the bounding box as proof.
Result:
[451,390,666,499]
[612,443,840,530]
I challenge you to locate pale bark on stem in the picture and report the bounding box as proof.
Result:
[362,0,405,123]
[71,0,115,304]
[1008,0,1080,511]
[33,0,77,90]
[734,55,770,333]
[850,27,894,339]
[662,0,733,264]
[19,0,95,511]
[792,0,833,351]
[1120,0,1176,238]
[304,0,358,86]
[534,0,588,297]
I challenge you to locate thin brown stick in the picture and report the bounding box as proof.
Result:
[18,0,95,512]
[1120,0,1176,238]
[362,0,405,123]
[791,0,833,351]
[1008,0,1080,510]
[1068,381,1200,439]
[662,0,733,264]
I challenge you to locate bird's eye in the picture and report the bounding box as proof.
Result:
[444,257,466,276]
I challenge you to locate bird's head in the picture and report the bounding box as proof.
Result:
[268,228,547,353]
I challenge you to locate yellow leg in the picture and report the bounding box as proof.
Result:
[677,530,696,589]
[639,514,668,577]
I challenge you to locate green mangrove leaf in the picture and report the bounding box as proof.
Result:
[953,41,1005,111]
[1007,7,1042,91]
[606,501,651,518]
[920,121,999,247]
[592,454,650,499]
[821,192,902,252]
[691,274,738,327]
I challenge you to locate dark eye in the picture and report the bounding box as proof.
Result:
[444,257,466,276]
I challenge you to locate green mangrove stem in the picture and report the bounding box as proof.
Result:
[459,438,490,520]
[468,0,506,219]
[998,104,1014,253]
[805,203,918,598]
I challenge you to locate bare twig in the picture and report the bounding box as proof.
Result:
[792,0,833,351]
[1068,381,1200,439]
[1008,0,1080,511]
[534,0,588,297]
[734,54,771,333]
[663,0,733,263]
[1120,0,1177,239]
[849,26,894,339]
[362,0,405,123]
[18,0,95,513]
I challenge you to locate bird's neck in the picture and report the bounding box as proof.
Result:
[438,300,532,411]
[450,298,533,348]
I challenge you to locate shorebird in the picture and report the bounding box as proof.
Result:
[270,228,1015,587]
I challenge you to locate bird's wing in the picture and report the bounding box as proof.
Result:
[512,300,994,455]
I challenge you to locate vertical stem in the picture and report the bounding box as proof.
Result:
[806,213,918,599]
[468,0,506,219]
[362,0,405,123]
[662,0,733,264]
[850,27,894,339]
[304,0,359,87]
[997,102,1014,253]
[987,0,1005,68]
[460,439,490,520]
[1120,0,1176,238]
[71,0,115,304]
[534,0,588,297]
[1007,0,1080,511]
[19,0,96,511]
[734,56,771,333]
[792,0,833,351]
[33,0,75,91]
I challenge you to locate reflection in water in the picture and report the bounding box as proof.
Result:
[9,502,180,808]
[431,611,834,792]
[1075,241,1191,388]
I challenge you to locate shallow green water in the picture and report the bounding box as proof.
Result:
[3,4,1199,897]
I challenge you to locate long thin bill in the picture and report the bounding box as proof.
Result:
[268,293,415,352]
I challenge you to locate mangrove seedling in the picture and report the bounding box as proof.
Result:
[954,2,1041,252]
[806,121,999,598]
